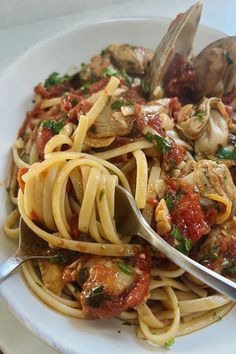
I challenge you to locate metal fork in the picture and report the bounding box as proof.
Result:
[115,185,236,301]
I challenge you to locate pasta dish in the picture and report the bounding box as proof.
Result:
[3,4,236,348]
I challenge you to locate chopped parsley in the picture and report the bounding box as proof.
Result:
[111,98,135,110]
[87,285,109,308]
[165,338,175,347]
[102,67,119,77]
[145,132,171,153]
[171,225,183,241]
[175,238,192,255]
[80,82,91,91]
[195,110,205,122]
[99,189,105,201]
[118,262,133,275]
[216,145,236,160]
[71,98,78,106]
[44,72,75,88]
[111,99,123,110]
[165,193,174,210]
[76,267,89,286]
[42,116,66,134]
[225,265,236,274]
[120,69,132,86]
[140,79,150,94]
[213,312,222,321]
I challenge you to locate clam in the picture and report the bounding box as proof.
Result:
[148,2,202,99]
[193,36,236,106]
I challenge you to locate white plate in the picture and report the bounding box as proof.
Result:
[0,17,235,354]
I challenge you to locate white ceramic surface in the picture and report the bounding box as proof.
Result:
[0,17,235,354]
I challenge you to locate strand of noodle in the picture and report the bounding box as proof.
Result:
[3,209,20,239]
[181,275,208,298]
[142,164,161,223]
[65,283,81,302]
[133,150,148,209]
[29,143,39,164]
[22,262,84,317]
[72,115,89,152]
[138,287,180,345]
[79,166,101,232]
[150,278,189,292]
[25,151,131,192]
[94,141,153,160]
[177,303,234,336]
[26,262,80,308]
[68,194,80,215]
[119,311,138,320]
[70,168,83,204]
[179,295,231,315]
[86,76,120,127]
[8,164,18,205]
[88,204,104,243]
[40,97,61,109]
[136,303,234,339]
[81,166,91,193]
[18,190,139,256]
[44,134,72,155]
[33,172,44,222]
[42,163,60,230]
[105,174,118,221]
[95,172,121,244]
[136,303,165,328]
[13,145,30,168]
[151,267,185,278]
[23,175,35,217]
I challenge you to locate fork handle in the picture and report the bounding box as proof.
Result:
[0,253,25,285]
[138,221,236,301]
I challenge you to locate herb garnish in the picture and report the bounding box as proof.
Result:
[175,238,192,255]
[87,285,109,308]
[216,145,236,160]
[76,267,89,286]
[164,193,174,210]
[141,79,150,94]
[71,98,78,106]
[42,116,66,134]
[145,132,171,153]
[213,312,222,321]
[171,224,183,241]
[165,338,175,347]
[44,72,75,88]
[195,110,205,122]
[102,67,119,77]
[118,262,133,275]
[111,98,135,110]
[99,189,105,201]
[225,265,236,274]
[80,82,91,92]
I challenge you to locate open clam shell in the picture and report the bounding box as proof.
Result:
[193,36,236,105]
[148,2,202,99]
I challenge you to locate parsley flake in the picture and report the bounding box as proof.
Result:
[118,262,133,275]
[99,189,105,201]
[145,132,171,153]
[165,338,175,347]
[102,67,119,77]
[171,225,183,241]
[42,116,66,134]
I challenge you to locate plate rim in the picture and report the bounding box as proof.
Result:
[0,16,231,354]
